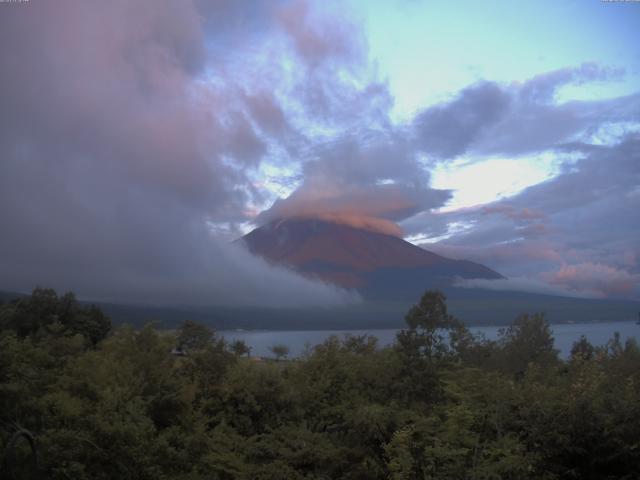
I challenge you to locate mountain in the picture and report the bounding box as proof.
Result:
[3,221,638,329]
[239,218,503,299]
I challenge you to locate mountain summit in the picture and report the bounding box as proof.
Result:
[240,218,503,299]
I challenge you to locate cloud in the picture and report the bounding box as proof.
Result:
[0,0,364,307]
[1,1,637,305]
[457,260,640,300]
[412,63,639,160]
[544,262,639,298]
[257,183,437,237]
[276,0,361,66]
[415,133,640,299]
[454,277,596,299]
[517,63,624,104]
[413,81,512,159]
[256,132,452,235]
[481,205,545,221]
[261,62,636,247]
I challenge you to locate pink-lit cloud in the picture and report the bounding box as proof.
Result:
[545,263,638,298]
[414,134,640,299]
[258,178,449,237]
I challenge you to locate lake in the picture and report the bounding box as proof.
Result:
[221,321,639,359]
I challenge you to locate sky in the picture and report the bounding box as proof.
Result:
[0,0,639,305]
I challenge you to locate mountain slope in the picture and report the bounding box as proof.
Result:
[240,218,502,297]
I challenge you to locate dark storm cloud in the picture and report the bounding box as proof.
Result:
[0,0,359,306]
[410,134,640,299]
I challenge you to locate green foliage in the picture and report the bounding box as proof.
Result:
[0,287,111,346]
[1,288,639,479]
[269,344,290,361]
[570,334,595,361]
[396,290,473,362]
[394,290,474,404]
[497,312,559,378]
[177,320,215,352]
[230,339,251,357]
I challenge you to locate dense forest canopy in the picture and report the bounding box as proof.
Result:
[1,288,639,479]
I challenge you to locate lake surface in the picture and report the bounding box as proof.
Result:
[221,321,639,359]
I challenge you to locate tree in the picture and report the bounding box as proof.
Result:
[230,339,252,357]
[497,313,558,377]
[394,290,470,404]
[73,305,111,346]
[1,287,59,336]
[269,344,290,361]
[396,290,465,361]
[570,335,595,361]
[177,320,214,351]
[341,334,378,355]
[0,287,111,346]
